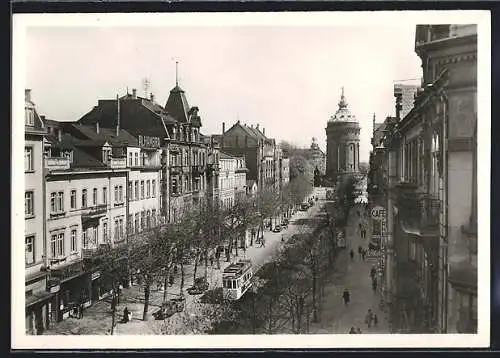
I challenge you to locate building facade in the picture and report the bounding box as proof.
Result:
[24,89,52,335]
[371,24,477,334]
[325,88,361,183]
[219,152,236,210]
[234,155,248,201]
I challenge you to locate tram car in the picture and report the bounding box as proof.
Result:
[222,259,254,301]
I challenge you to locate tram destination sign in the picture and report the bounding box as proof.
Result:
[371,205,386,221]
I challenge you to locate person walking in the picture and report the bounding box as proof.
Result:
[361,249,366,261]
[356,327,362,334]
[122,307,130,323]
[372,277,378,293]
[358,245,363,257]
[370,265,376,280]
[349,327,357,334]
[342,288,351,306]
[349,249,354,261]
[373,314,379,327]
[365,309,374,328]
[111,295,117,313]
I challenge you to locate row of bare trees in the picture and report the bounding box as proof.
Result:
[87,176,314,333]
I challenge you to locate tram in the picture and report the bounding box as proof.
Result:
[222,259,254,301]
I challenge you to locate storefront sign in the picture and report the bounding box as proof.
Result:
[49,284,60,294]
[371,206,386,220]
[138,135,161,148]
[91,271,101,281]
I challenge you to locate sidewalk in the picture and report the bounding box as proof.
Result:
[308,204,389,334]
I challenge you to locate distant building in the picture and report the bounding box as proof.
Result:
[219,151,236,210]
[234,155,248,201]
[325,88,361,183]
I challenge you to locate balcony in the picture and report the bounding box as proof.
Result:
[45,157,70,171]
[170,165,182,175]
[192,165,205,177]
[110,157,127,169]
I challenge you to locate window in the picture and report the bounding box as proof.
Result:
[82,229,88,248]
[103,187,107,205]
[135,181,139,201]
[25,147,34,172]
[128,214,133,232]
[134,153,139,166]
[141,181,145,199]
[114,219,119,240]
[50,233,64,258]
[57,192,64,211]
[119,217,124,240]
[152,209,156,227]
[172,178,178,195]
[82,189,88,208]
[70,190,76,209]
[119,185,123,202]
[25,109,35,126]
[128,182,133,201]
[135,213,139,233]
[25,191,34,217]
[141,211,146,230]
[114,186,118,202]
[25,236,35,265]
[147,180,151,198]
[103,222,108,243]
[152,180,156,197]
[50,191,64,213]
[93,188,98,206]
[129,152,133,167]
[431,132,440,195]
[70,229,77,252]
[147,210,151,228]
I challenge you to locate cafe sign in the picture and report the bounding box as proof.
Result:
[138,135,161,148]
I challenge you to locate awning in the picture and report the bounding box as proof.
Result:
[26,290,54,308]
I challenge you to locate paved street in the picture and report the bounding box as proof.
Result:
[308,203,390,334]
[44,188,326,335]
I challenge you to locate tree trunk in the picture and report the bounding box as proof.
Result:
[143,280,151,321]
[234,237,239,257]
[163,268,170,303]
[312,265,319,323]
[193,252,199,286]
[179,261,185,296]
[204,249,209,280]
[110,282,117,335]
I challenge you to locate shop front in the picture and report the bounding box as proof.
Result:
[25,272,52,335]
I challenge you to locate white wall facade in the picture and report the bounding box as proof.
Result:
[219,156,236,209]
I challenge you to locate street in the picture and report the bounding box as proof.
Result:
[44,188,327,335]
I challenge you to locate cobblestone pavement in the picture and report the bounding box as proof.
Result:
[44,188,326,335]
[308,203,390,334]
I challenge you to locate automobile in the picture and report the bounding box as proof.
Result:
[152,297,186,320]
[272,225,282,233]
[187,277,209,295]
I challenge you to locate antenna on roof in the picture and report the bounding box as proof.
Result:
[142,77,151,98]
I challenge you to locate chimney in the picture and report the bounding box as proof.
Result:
[222,122,226,134]
[25,89,32,102]
[96,121,100,134]
[150,93,154,102]
[132,88,137,99]
[256,124,260,130]
[116,94,120,137]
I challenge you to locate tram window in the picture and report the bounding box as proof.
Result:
[232,281,236,289]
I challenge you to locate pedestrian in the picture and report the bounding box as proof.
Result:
[365,308,374,328]
[349,249,354,261]
[122,307,130,323]
[78,304,83,319]
[106,329,112,335]
[118,283,123,304]
[372,277,378,293]
[370,265,376,279]
[373,314,378,327]
[349,327,357,334]
[342,288,351,305]
[358,245,362,257]
[362,249,366,261]
[356,327,362,334]
[111,295,117,312]
[210,256,214,267]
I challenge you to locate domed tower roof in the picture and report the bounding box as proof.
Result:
[328,87,358,123]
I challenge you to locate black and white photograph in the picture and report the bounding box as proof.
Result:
[12,10,490,349]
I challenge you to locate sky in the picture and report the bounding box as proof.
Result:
[25,22,422,163]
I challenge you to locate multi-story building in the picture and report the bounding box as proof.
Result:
[281,157,290,187]
[220,121,277,192]
[43,128,129,323]
[77,85,209,223]
[372,24,477,334]
[205,135,221,205]
[219,152,236,210]
[24,89,51,335]
[234,155,248,201]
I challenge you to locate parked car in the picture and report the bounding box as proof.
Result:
[272,225,282,233]
[152,297,186,320]
[187,277,209,295]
